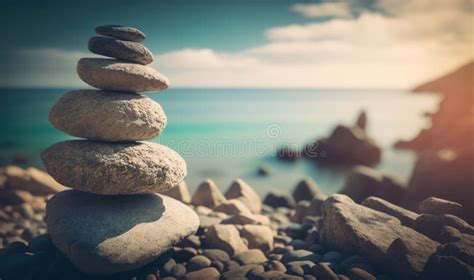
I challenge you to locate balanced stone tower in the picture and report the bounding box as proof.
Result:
[41,25,199,275]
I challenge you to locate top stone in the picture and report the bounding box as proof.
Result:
[95,25,145,42]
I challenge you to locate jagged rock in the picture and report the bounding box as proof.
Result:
[46,190,199,275]
[362,196,419,227]
[414,214,474,241]
[225,178,261,214]
[88,36,154,65]
[41,140,186,195]
[292,178,324,202]
[320,194,438,278]
[204,225,248,256]
[263,191,295,209]
[49,90,167,142]
[77,58,169,92]
[290,200,310,223]
[1,166,66,195]
[305,195,328,217]
[419,197,463,216]
[213,199,251,216]
[239,225,274,253]
[95,25,146,42]
[161,181,191,204]
[192,179,226,208]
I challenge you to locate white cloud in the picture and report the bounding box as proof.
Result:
[291,2,352,18]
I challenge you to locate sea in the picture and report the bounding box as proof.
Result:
[0,88,439,196]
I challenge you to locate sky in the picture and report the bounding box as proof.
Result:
[1,0,472,89]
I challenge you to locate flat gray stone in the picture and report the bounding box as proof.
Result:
[46,190,199,275]
[41,140,186,195]
[49,90,166,142]
[77,58,169,93]
[362,196,419,227]
[95,25,145,42]
[419,197,463,216]
[89,36,154,65]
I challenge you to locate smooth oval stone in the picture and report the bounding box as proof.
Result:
[46,190,199,275]
[49,90,167,142]
[89,36,154,65]
[95,25,145,42]
[77,58,169,93]
[41,140,186,195]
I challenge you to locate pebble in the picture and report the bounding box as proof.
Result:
[204,225,248,256]
[232,249,267,265]
[202,249,231,263]
[191,179,226,209]
[183,267,220,280]
[347,268,376,280]
[311,263,339,280]
[187,255,211,272]
[89,36,154,65]
[264,260,287,272]
[95,25,146,42]
[225,178,262,214]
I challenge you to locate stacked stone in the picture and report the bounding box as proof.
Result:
[41,25,199,275]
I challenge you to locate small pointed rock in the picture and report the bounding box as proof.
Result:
[192,179,226,208]
[213,199,251,216]
[161,181,191,204]
[292,178,324,202]
[225,178,261,214]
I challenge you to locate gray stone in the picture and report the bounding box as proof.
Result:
[232,249,267,265]
[362,196,419,227]
[419,197,463,216]
[95,25,146,42]
[221,264,264,279]
[221,212,270,225]
[77,58,169,93]
[42,140,186,195]
[49,90,166,142]
[311,263,338,280]
[202,249,230,263]
[290,200,310,223]
[414,214,474,241]
[89,36,153,65]
[292,178,324,202]
[320,194,438,278]
[183,267,220,280]
[187,255,211,272]
[225,178,262,214]
[281,250,314,263]
[204,224,248,256]
[161,181,191,204]
[263,191,295,209]
[420,254,474,280]
[214,199,251,216]
[263,260,287,272]
[192,179,226,208]
[46,190,199,275]
[347,268,376,280]
[239,225,274,253]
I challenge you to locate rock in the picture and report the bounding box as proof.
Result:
[321,251,343,263]
[290,201,310,223]
[263,191,295,209]
[437,226,462,243]
[232,249,267,265]
[414,214,474,241]
[292,178,323,202]
[257,165,271,176]
[277,145,302,161]
[174,247,198,262]
[211,260,224,273]
[225,178,261,214]
[172,263,187,277]
[287,265,305,277]
[46,190,199,274]
[204,225,248,256]
[1,166,66,195]
[202,249,230,263]
[161,181,191,204]
[77,58,169,92]
[340,166,406,204]
[305,195,327,217]
[221,212,270,225]
[320,194,439,277]
[88,36,153,65]
[221,264,264,279]
[49,90,167,142]
[281,250,315,263]
[183,267,220,280]
[239,225,273,253]
[214,199,251,216]
[199,215,223,230]
[224,260,240,271]
[311,263,338,280]
[0,189,34,205]
[263,260,287,272]
[178,235,201,249]
[191,179,226,209]
[253,271,300,279]
[436,234,474,266]
[187,256,211,272]
[95,25,145,42]
[419,197,463,216]
[420,254,474,280]
[347,268,376,280]
[41,140,186,195]
[27,234,53,253]
[361,196,419,227]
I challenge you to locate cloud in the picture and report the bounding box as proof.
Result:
[291,2,352,18]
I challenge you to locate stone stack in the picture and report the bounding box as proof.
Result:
[41,25,199,275]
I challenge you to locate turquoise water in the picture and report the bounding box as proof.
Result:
[0,88,439,196]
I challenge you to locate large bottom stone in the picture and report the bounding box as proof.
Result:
[46,190,199,275]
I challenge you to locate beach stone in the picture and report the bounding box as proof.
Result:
[162,181,191,204]
[214,199,251,216]
[304,195,327,218]
[183,267,220,280]
[321,251,343,263]
[264,260,287,272]
[42,140,186,195]
[419,197,463,216]
[178,235,201,249]
[199,215,222,230]
[239,225,274,253]
[292,178,323,202]
[287,265,305,277]
[89,36,153,65]
[202,249,230,263]
[221,264,264,279]
[192,179,226,208]
[253,271,298,279]
[46,190,199,274]
[211,260,224,273]
[77,58,169,92]
[347,268,376,280]
[204,225,248,256]
[172,263,187,277]
[232,249,267,265]
[414,214,474,240]
[224,260,240,271]
[221,212,270,225]
[263,191,295,209]
[1,166,66,195]
[0,190,34,205]
[287,260,315,273]
[311,263,338,280]
[420,254,474,280]
[225,178,262,214]
[187,255,211,272]
[95,25,145,42]
[362,196,419,227]
[281,250,314,264]
[49,90,167,142]
[320,194,438,278]
[437,234,474,266]
[174,247,197,263]
[290,200,310,223]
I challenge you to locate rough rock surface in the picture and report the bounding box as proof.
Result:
[89,36,154,65]
[41,140,186,195]
[0,166,66,196]
[77,58,169,93]
[204,225,248,256]
[239,225,274,253]
[362,196,419,227]
[161,181,191,204]
[95,25,145,42]
[213,199,251,216]
[263,191,295,209]
[292,178,323,202]
[49,90,167,142]
[419,197,463,216]
[191,179,226,209]
[320,194,438,278]
[46,190,199,274]
[225,178,262,214]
